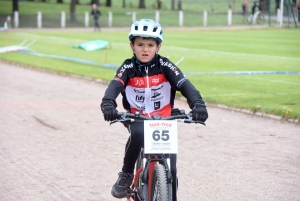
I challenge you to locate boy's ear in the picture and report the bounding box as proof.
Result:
[130,43,135,52]
[157,44,162,52]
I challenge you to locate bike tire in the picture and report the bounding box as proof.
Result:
[150,164,169,201]
[257,14,265,24]
[135,151,143,200]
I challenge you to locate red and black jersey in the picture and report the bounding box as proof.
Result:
[101,54,204,117]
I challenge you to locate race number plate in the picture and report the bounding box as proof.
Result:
[144,120,178,154]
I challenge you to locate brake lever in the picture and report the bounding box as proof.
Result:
[195,121,206,126]
[110,120,118,125]
[110,118,136,125]
[186,113,206,125]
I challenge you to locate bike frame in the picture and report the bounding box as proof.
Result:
[111,109,205,201]
[129,150,172,201]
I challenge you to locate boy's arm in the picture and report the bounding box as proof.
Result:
[162,62,208,122]
[100,59,133,121]
[101,80,124,108]
[178,79,206,108]
[100,80,123,121]
[161,58,205,109]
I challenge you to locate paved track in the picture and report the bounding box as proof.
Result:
[0,62,299,201]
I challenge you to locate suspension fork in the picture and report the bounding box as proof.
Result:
[147,160,157,200]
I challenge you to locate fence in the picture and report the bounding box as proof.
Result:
[0,9,297,29]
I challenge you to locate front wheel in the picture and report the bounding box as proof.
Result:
[150,164,169,201]
[257,14,265,24]
[243,15,251,24]
[135,151,143,199]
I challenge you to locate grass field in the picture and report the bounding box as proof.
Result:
[0,27,299,121]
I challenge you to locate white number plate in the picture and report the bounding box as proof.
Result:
[144,120,178,154]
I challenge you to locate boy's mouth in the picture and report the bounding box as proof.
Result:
[142,54,148,56]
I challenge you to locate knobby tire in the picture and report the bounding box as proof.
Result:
[150,164,168,201]
[135,152,143,200]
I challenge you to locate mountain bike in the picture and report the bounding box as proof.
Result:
[243,10,265,24]
[110,109,205,201]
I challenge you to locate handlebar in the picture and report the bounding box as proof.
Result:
[110,110,206,126]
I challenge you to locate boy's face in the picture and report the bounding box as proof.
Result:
[130,37,161,64]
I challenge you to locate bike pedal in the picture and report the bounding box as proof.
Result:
[127,188,133,195]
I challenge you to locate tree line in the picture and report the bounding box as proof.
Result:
[12,0,178,13]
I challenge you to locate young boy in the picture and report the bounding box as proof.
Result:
[100,19,208,200]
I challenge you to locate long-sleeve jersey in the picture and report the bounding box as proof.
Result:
[91,9,101,19]
[101,54,205,117]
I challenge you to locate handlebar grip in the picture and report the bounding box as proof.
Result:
[117,112,126,118]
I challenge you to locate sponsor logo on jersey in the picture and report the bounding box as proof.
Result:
[154,101,161,110]
[160,59,180,76]
[117,62,133,77]
[176,77,187,87]
[136,95,145,102]
[151,96,163,102]
[151,91,161,98]
[134,79,145,86]
[134,89,145,93]
[152,78,159,83]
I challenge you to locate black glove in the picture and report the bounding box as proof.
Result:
[101,103,118,121]
[192,103,208,122]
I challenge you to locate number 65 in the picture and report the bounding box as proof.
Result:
[152,130,169,141]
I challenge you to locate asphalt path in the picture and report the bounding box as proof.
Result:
[0,62,299,201]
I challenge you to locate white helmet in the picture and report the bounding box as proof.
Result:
[128,19,164,44]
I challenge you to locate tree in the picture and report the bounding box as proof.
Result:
[106,0,112,7]
[91,0,100,6]
[12,0,18,13]
[178,0,182,10]
[139,0,146,9]
[171,0,175,10]
[123,0,126,8]
[57,0,63,3]
[70,0,77,23]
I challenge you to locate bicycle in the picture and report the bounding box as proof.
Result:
[110,109,205,201]
[243,10,265,24]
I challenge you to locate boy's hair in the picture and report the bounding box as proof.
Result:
[131,37,159,46]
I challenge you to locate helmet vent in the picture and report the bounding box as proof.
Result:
[143,26,148,31]
[153,27,157,32]
[135,26,138,30]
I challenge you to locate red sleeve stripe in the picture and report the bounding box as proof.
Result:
[114,77,124,86]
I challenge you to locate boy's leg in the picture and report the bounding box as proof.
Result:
[96,20,99,29]
[94,20,97,31]
[111,122,144,198]
[122,122,144,173]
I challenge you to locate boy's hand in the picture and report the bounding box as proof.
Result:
[101,104,118,121]
[192,103,208,122]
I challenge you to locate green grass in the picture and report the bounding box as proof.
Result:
[0,28,299,120]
